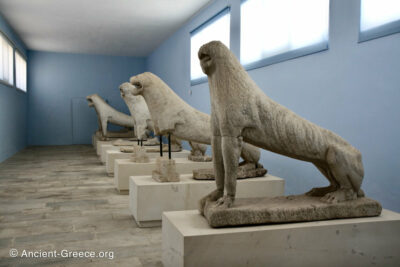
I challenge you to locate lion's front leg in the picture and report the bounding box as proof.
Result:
[100,117,108,140]
[215,136,243,209]
[199,135,224,214]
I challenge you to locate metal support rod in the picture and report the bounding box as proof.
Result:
[140,139,143,147]
[159,135,163,157]
[137,139,140,145]
[168,133,171,159]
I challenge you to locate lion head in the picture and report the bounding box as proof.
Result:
[86,94,99,107]
[119,82,136,101]
[129,72,156,96]
[198,41,238,76]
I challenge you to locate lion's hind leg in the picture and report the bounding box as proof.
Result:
[306,162,338,197]
[320,145,363,203]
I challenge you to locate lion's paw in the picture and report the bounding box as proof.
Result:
[199,189,223,215]
[306,185,337,197]
[321,189,357,204]
[215,195,234,209]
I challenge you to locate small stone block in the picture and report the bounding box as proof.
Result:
[106,150,191,176]
[114,158,213,192]
[152,158,180,182]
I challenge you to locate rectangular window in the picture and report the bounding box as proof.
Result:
[15,51,27,92]
[359,0,400,42]
[240,0,329,70]
[0,32,14,86]
[190,7,230,85]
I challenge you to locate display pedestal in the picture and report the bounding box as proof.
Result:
[114,158,213,194]
[92,134,98,147]
[106,150,191,176]
[96,140,115,155]
[129,174,284,227]
[100,144,120,163]
[162,209,400,267]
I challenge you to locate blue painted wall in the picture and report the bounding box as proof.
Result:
[27,51,145,145]
[146,0,400,211]
[0,14,28,163]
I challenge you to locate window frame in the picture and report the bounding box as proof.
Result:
[190,6,231,86]
[0,29,27,93]
[240,0,330,71]
[15,50,27,92]
[358,0,400,43]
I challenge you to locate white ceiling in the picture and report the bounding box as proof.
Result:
[0,0,212,56]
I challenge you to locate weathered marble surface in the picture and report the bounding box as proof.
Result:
[152,158,180,182]
[188,141,211,162]
[120,82,182,151]
[203,195,382,228]
[193,163,267,180]
[144,137,160,146]
[94,129,135,139]
[131,145,150,163]
[146,144,182,153]
[86,94,135,140]
[0,145,161,266]
[120,82,154,140]
[128,72,261,168]
[112,139,138,146]
[198,41,369,212]
[130,174,284,227]
[120,145,181,153]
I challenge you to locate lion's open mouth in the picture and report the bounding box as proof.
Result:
[132,81,142,90]
[87,98,94,106]
[199,53,211,63]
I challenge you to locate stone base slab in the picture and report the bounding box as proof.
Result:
[193,165,267,180]
[114,158,213,193]
[106,150,190,176]
[204,194,382,227]
[162,209,400,267]
[204,195,382,227]
[129,174,284,227]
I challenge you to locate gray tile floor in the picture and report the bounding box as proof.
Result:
[0,145,161,267]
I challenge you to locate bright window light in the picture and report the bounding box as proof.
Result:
[190,8,230,83]
[15,51,27,92]
[360,0,400,31]
[0,33,14,85]
[240,0,329,67]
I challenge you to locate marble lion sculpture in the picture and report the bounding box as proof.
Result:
[128,72,262,166]
[86,94,135,140]
[119,82,181,151]
[119,82,154,140]
[198,41,365,210]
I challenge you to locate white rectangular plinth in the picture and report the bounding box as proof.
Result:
[163,209,400,267]
[100,144,120,163]
[130,174,284,227]
[92,134,97,147]
[114,158,213,193]
[96,140,114,155]
[106,150,191,176]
